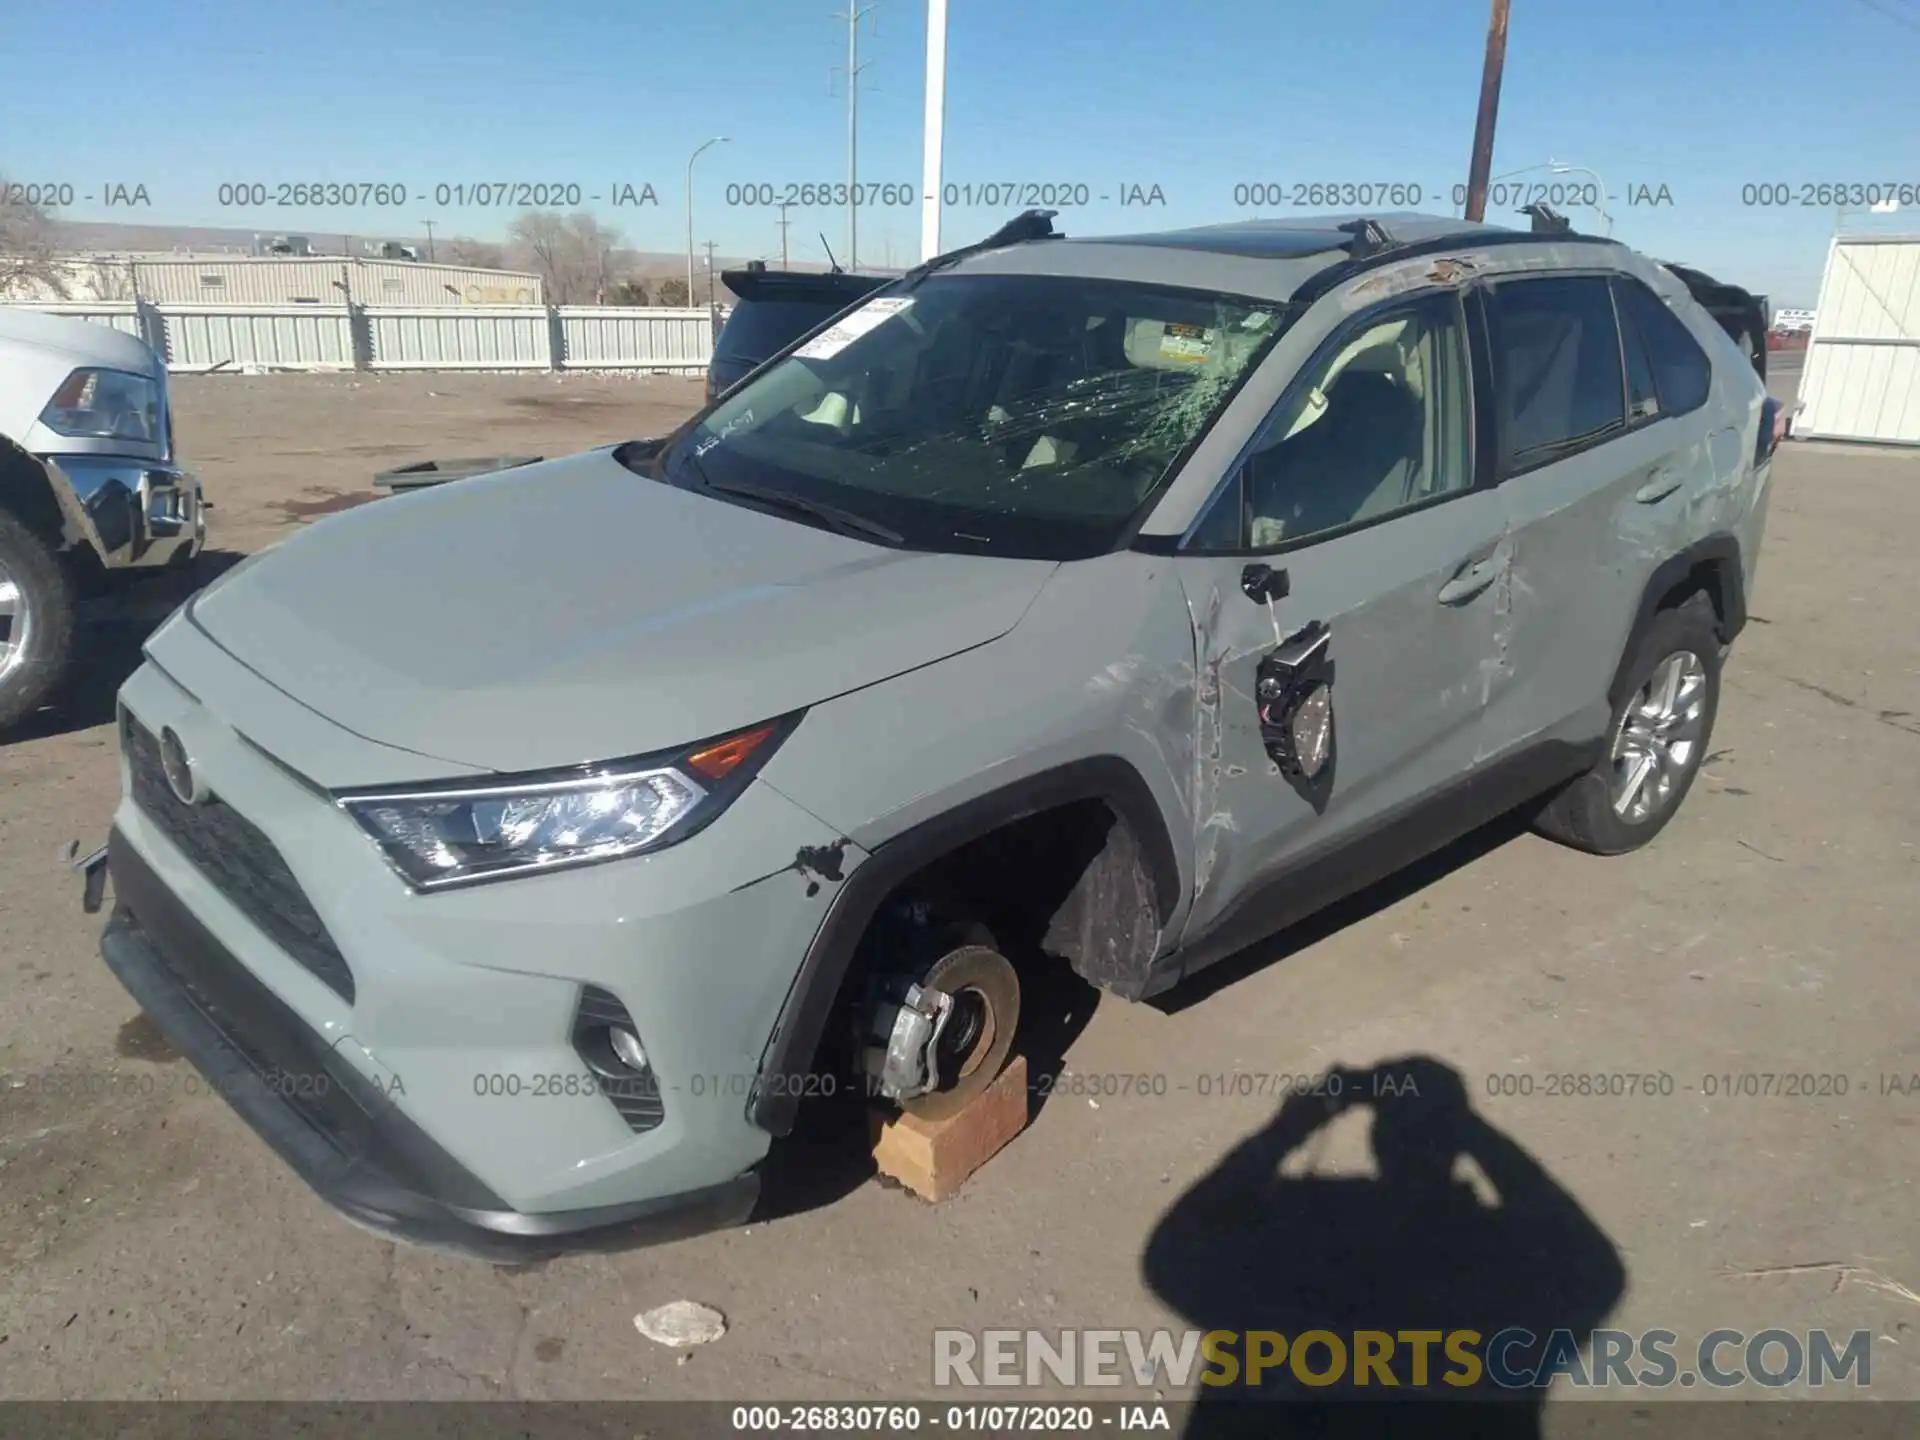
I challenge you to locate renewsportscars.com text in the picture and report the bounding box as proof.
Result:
[932,1327,1873,1390]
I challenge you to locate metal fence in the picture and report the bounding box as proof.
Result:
[1798,236,1920,446]
[3,301,713,374]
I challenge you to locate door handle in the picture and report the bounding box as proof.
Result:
[1241,563,1290,604]
[1635,469,1683,504]
[1436,557,1498,605]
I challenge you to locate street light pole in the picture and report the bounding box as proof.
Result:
[920,0,948,261]
[686,136,729,309]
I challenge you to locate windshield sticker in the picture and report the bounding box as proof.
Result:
[1158,323,1214,364]
[794,296,916,360]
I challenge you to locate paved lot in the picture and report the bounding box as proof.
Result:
[2,369,1917,1410]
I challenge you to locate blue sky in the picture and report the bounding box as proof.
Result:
[5,0,1918,304]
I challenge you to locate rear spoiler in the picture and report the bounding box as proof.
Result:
[720,261,889,303]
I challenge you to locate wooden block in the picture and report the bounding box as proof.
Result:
[871,1054,1029,1202]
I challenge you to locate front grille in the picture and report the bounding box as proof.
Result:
[124,718,355,1004]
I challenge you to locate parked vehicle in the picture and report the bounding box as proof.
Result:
[81,210,1779,1260]
[1661,262,1770,380]
[707,261,889,402]
[1,309,205,728]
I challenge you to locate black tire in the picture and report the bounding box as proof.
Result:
[1532,594,1721,855]
[0,509,78,732]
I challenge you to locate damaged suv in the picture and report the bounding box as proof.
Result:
[83,211,1778,1259]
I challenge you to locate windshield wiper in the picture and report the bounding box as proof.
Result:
[698,475,905,546]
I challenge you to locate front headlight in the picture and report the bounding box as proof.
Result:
[39,367,164,446]
[335,715,799,891]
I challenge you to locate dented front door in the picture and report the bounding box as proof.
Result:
[1176,500,1510,939]
[1171,287,1510,943]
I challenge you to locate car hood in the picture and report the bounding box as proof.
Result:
[188,448,1054,775]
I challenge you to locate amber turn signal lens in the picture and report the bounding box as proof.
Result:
[686,724,777,781]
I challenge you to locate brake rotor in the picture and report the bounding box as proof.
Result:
[899,945,1020,1123]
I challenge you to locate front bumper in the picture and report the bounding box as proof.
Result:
[98,628,862,1248]
[96,828,760,1262]
[42,453,205,570]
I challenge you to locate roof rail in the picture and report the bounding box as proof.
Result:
[1521,203,1574,236]
[900,208,1063,289]
[1336,218,1395,259]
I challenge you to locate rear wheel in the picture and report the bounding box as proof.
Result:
[0,510,78,731]
[1533,595,1720,855]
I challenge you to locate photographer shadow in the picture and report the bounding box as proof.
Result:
[1141,1056,1625,1439]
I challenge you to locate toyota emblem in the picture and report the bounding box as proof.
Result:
[159,726,202,805]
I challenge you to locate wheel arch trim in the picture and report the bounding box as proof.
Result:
[1611,533,1745,710]
[747,754,1183,1136]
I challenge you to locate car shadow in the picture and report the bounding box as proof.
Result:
[1141,1055,1626,1436]
[7,549,247,743]
[1150,807,1537,1016]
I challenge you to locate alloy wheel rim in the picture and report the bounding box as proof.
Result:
[0,559,30,684]
[1609,650,1707,822]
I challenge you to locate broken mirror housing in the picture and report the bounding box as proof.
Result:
[1256,620,1335,780]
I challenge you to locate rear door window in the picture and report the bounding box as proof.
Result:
[1485,275,1626,473]
[1614,278,1712,418]
[714,299,848,366]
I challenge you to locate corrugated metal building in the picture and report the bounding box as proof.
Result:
[8,254,545,307]
[1797,236,1920,445]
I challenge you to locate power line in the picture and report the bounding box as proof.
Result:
[1848,0,1920,34]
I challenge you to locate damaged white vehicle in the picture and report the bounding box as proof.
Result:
[0,308,205,727]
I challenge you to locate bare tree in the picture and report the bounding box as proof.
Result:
[0,179,71,299]
[442,235,505,270]
[80,258,139,301]
[505,210,626,305]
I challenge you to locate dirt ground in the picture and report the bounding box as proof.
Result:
[3,365,1918,1412]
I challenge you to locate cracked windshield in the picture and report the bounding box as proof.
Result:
[679,274,1285,557]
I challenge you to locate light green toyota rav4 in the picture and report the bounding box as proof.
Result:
[80,211,1778,1259]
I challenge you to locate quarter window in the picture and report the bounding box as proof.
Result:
[1486,276,1626,471]
[1615,278,1712,417]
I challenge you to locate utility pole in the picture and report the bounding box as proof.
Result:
[832,4,880,270]
[421,219,437,261]
[1462,0,1512,223]
[776,202,795,269]
[703,239,719,319]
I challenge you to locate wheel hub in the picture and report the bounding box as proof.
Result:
[1609,650,1707,822]
[862,945,1020,1122]
[0,556,32,683]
